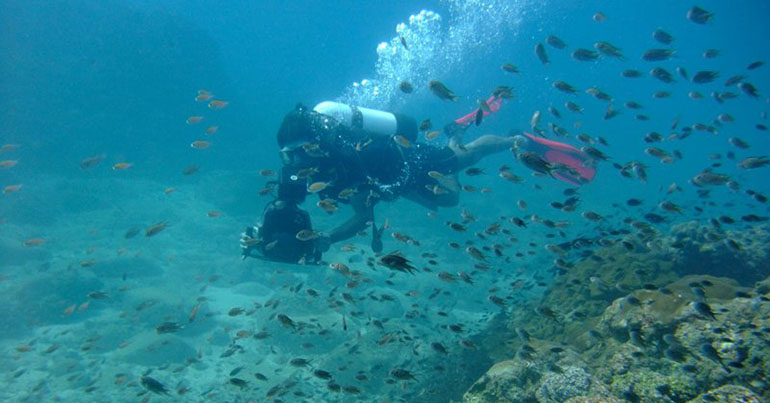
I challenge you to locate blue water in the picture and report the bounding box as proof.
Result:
[1,0,769,401]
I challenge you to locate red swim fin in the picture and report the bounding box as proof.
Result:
[454,94,504,127]
[523,133,596,185]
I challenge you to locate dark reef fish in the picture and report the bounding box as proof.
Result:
[703,49,720,58]
[738,157,770,169]
[390,368,417,381]
[586,87,613,102]
[664,347,687,363]
[276,313,296,328]
[643,213,666,224]
[313,369,333,380]
[737,82,760,97]
[546,35,567,49]
[724,75,745,86]
[565,101,583,113]
[548,106,561,119]
[289,358,312,367]
[700,343,731,372]
[572,48,600,61]
[692,301,716,320]
[692,171,731,186]
[140,376,169,395]
[379,252,417,274]
[517,151,554,176]
[145,221,170,237]
[594,41,624,59]
[535,42,550,65]
[580,146,609,161]
[431,342,449,354]
[652,28,674,44]
[692,70,720,84]
[124,227,140,239]
[687,6,714,24]
[156,322,184,334]
[501,63,519,73]
[642,49,675,61]
[229,378,248,389]
[427,80,458,101]
[553,80,578,94]
[650,67,676,83]
[535,305,559,321]
[621,69,643,78]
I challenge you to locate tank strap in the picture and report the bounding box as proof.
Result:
[350,106,364,129]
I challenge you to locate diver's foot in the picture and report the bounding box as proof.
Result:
[449,135,467,152]
[444,122,468,147]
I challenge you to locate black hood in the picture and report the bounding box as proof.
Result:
[277,104,320,149]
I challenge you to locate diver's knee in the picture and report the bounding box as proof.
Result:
[512,134,528,151]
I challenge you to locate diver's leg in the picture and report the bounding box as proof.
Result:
[453,135,517,170]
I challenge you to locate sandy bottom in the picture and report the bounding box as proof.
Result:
[0,173,549,402]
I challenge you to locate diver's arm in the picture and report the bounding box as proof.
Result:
[326,192,373,245]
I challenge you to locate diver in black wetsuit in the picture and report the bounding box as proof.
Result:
[240,101,521,264]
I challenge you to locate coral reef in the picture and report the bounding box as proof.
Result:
[687,384,762,403]
[663,221,770,285]
[463,226,770,403]
[536,366,592,402]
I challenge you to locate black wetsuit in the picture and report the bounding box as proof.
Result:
[312,115,459,205]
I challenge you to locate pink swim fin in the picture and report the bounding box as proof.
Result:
[523,133,596,185]
[454,94,503,127]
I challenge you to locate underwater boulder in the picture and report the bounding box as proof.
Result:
[610,368,700,402]
[463,346,612,403]
[595,288,688,344]
[525,242,679,345]
[535,366,592,403]
[462,359,541,403]
[673,284,770,397]
[563,398,624,403]
[664,221,770,285]
[593,275,748,345]
[686,385,762,403]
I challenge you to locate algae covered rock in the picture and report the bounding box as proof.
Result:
[673,285,770,397]
[525,242,679,346]
[564,397,624,403]
[536,366,591,403]
[610,368,700,402]
[462,345,613,403]
[664,221,770,285]
[686,384,762,402]
[465,217,770,403]
[596,288,686,343]
[462,358,541,403]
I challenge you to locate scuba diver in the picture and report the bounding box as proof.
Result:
[241,94,596,264]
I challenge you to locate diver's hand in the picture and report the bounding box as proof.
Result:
[240,226,261,259]
[371,222,384,253]
[316,235,332,253]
